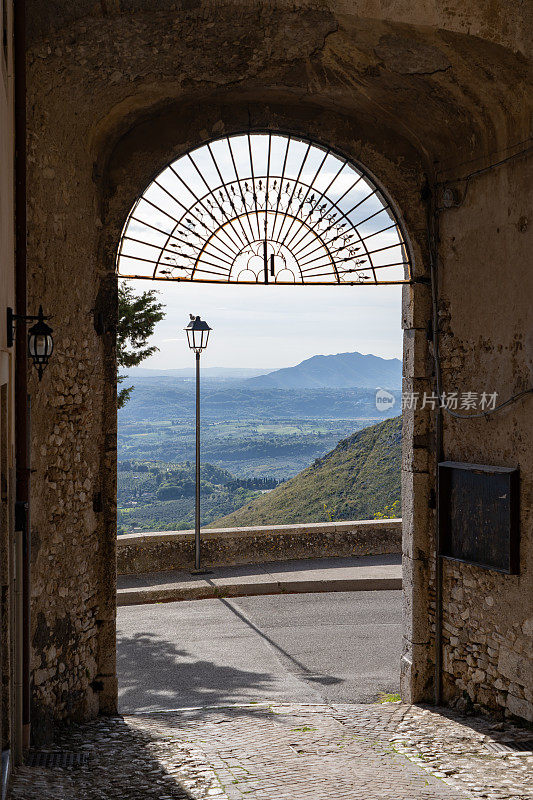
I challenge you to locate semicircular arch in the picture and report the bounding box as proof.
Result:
[116,131,412,286]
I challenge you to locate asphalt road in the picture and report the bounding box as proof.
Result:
[117,590,402,713]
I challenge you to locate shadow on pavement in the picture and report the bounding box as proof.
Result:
[11,715,198,800]
[420,703,533,744]
[216,597,343,687]
[117,629,280,712]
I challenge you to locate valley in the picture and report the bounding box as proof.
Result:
[117,352,402,533]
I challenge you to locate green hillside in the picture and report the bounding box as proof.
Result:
[208,416,401,528]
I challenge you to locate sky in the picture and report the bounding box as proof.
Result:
[127,278,403,370]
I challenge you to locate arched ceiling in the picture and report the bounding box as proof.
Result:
[26,0,532,60]
[64,6,530,186]
[25,0,531,270]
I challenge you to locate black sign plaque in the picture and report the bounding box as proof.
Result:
[438,461,519,574]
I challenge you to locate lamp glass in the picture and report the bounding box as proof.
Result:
[185,316,211,353]
[27,311,54,368]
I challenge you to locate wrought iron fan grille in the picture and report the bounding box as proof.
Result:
[117,133,411,285]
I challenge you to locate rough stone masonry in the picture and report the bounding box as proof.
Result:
[23,0,532,737]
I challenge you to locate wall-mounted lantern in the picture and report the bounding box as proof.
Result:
[7,305,54,381]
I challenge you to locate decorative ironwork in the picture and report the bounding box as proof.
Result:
[117,133,411,285]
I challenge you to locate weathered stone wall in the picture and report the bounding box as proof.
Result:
[24,0,532,733]
[117,520,402,575]
[437,156,533,721]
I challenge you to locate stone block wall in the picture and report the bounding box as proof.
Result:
[442,562,532,721]
[117,520,402,575]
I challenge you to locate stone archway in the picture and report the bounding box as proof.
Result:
[110,120,431,709]
[98,100,434,716]
[26,2,531,731]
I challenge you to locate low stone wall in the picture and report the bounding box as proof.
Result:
[117,519,402,575]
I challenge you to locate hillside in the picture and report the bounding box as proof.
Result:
[117,461,276,533]
[208,415,401,528]
[245,352,402,390]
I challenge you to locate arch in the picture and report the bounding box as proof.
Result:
[116,132,412,286]
[23,0,533,730]
[99,97,432,710]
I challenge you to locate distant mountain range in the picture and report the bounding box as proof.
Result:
[125,367,273,379]
[125,352,401,389]
[245,351,402,390]
[209,416,401,528]
[119,351,403,425]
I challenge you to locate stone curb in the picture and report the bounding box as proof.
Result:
[117,575,402,606]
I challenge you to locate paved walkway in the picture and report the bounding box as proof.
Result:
[11,702,533,799]
[117,555,402,605]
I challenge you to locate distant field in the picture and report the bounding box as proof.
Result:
[118,417,370,479]
[117,376,401,532]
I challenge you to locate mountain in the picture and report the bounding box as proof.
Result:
[208,415,401,528]
[245,352,402,390]
[124,367,273,379]
[118,382,402,424]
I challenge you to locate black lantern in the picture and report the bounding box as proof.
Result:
[7,305,54,381]
[27,307,54,380]
[184,314,211,353]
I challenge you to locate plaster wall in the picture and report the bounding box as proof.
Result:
[23,0,531,734]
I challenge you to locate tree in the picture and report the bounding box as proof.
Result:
[117,282,165,408]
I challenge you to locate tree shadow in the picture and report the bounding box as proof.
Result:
[117,629,281,713]
[12,715,200,800]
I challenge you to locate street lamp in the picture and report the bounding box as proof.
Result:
[184,315,212,572]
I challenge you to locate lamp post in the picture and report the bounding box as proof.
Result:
[184,315,212,572]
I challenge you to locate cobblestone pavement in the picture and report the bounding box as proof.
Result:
[10,703,533,800]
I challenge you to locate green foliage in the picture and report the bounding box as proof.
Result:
[378,692,401,703]
[117,460,261,533]
[117,282,165,408]
[208,416,401,528]
[156,483,195,500]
